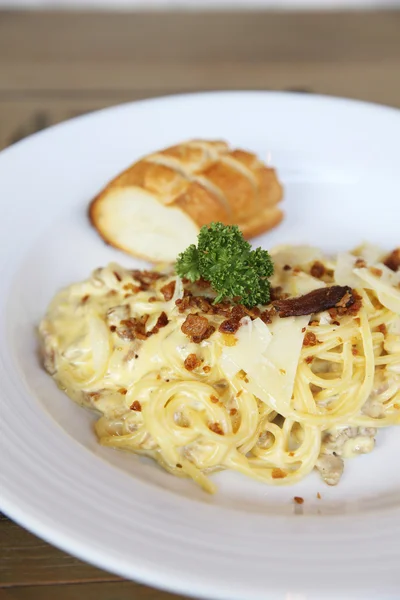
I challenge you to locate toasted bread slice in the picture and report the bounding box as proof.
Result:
[89,140,283,263]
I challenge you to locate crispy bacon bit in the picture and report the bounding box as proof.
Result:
[274,285,355,318]
[175,294,192,313]
[294,496,304,505]
[119,315,148,341]
[283,264,292,271]
[303,332,320,347]
[345,291,362,316]
[131,269,163,290]
[196,277,211,289]
[195,325,216,344]
[310,320,319,326]
[148,296,157,303]
[160,281,176,301]
[369,267,383,278]
[230,408,238,415]
[328,308,337,320]
[378,323,387,335]
[335,290,353,308]
[209,422,224,435]
[310,261,325,279]
[113,271,122,282]
[81,294,90,304]
[244,306,261,319]
[260,308,274,324]
[203,365,211,373]
[305,356,313,364]
[184,353,201,371]
[130,400,142,411]
[355,258,367,268]
[194,296,213,313]
[109,325,116,332]
[181,313,215,343]
[210,395,219,404]
[211,301,233,317]
[270,286,289,301]
[384,248,400,272]
[302,327,306,333]
[332,320,340,326]
[219,318,241,334]
[271,468,287,479]
[151,311,169,334]
[118,388,127,395]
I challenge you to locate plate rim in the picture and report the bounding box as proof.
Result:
[1,90,399,600]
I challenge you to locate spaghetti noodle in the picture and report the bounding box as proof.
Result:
[39,244,400,492]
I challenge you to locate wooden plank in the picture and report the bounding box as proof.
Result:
[1,61,400,108]
[0,9,399,599]
[0,11,399,63]
[0,515,119,586]
[0,97,150,149]
[0,581,187,600]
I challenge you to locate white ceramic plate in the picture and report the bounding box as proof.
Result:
[0,92,399,600]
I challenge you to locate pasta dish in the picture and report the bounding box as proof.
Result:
[39,243,400,493]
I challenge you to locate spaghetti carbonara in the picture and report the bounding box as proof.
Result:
[39,244,400,493]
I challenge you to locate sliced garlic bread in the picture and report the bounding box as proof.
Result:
[89,140,283,263]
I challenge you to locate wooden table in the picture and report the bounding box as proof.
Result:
[1,9,400,599]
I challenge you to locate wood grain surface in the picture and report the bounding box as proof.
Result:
[1,8,399,599]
